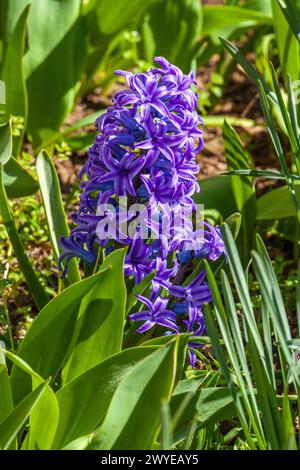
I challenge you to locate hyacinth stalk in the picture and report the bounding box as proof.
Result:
[59,57,226,366]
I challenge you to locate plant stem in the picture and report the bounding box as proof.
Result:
[0,164,49,310]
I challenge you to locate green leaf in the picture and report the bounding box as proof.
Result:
[3,0,86,147]
[278,0,300,45]
[257,183,300,220]
[53,346,159,449]
[36,150,80,285]
[0,380,49,450]
[222,120,256,264]
[222,121,255,211]
[141,0,202,71]
[62,435,93,450]
[224,212,241,240]
[0,121,12,165]
[203,5,272,41]
[193,176,237,219]
[88,339,180,450]
[225,168,300,180]
[2,349,59,451]
[196,387,237,427]
[220,37,278,108]
[0,5,29,155]
[3,157,39,198]
[272,0,300,82]
[203,115,255,128]
[10,269,111,405]
[62,249,127,383]
[35,110,105,155]
[142,333,189,383]
[95,0,157,35]
[0,164,49,310]
[126,270,157,314]
[0,348,14,427]
[171,386,237,443]
[28,376,59,451]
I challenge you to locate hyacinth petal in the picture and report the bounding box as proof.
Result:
[169,285,186,298]
[129,311,151,322]
[157,320,179,333]
[59,56,226,368]
[136,320,155,334]
[136,294,154,312]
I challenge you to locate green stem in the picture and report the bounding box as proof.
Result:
[0,164,49,310]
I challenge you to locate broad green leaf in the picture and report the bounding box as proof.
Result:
[272,0,300,82]
[35,109,105,155]
[193,176,236,219]
[142,333,189,382]
[257,183,300,220]
[203,5,272,41]
[65,132,95,152]
[278,0,300,45]
[11,269,111,404]
[3,157,38,198]
[62,435,93,450]
[88,339,179,450]
[141,0,202,71]
[53,346,159,449]
[196,387,237,427]
[62,249,127,383]
[2,0,86,147]
[2,349,59,451]
[244,0,272,14]
[36,150,80,285]
[0,121,12,165]
[95,0,157,35]
[171,386,237,443]
[0,380,49,450]
[0,6,29,156]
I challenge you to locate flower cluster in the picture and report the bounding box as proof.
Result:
[59,57,225,367]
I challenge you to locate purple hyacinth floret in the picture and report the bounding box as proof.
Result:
[59,57,226,367]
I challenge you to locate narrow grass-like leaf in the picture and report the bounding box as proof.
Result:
[0,164,49,310]
[258,80,300,223]
[0,348,14,448]
[225,169,300,180]
[270,63,300,174]
[36,149,80,285]
[222,120,256,264]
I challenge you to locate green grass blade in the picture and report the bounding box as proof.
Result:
[36,149,80,286]
[0,164,49,310]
